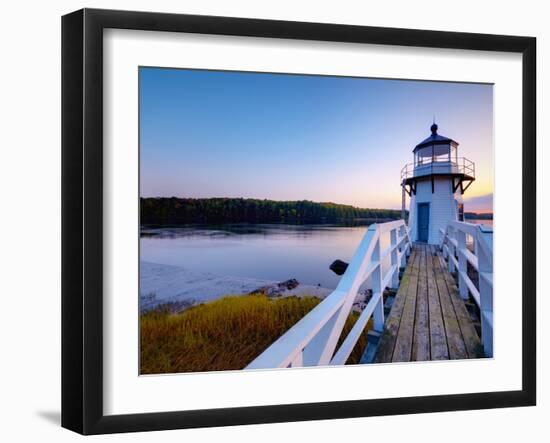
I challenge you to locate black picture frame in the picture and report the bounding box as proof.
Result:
[62,8,536,435]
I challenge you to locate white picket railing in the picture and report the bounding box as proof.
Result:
[246,220,412,369]
[439,221,494,357]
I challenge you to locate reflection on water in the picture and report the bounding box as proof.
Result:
[140,224,370,289]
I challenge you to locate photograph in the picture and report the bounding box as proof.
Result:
[138,67,494,375]
[0,1,543,439]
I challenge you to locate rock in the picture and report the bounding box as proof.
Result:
[249,278,300,297]
[278,278,299,290]
[248,285,274,296]
[329,259,349,276]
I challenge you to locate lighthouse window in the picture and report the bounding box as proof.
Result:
[433,144,451,162]
[415,146,433,165]
[415,144,451,165]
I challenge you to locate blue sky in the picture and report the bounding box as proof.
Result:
[140,67,493,212]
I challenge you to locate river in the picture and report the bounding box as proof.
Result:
[141,223,371,289]
[141,219,493,291]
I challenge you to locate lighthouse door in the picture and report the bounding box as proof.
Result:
[417,203,430,242]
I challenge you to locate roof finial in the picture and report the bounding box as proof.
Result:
[430,118,438,135]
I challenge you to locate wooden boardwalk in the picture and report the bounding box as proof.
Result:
[374,243,484,363]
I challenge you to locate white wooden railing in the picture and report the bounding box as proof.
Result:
[439,221,494,357]
[246,220,412,369]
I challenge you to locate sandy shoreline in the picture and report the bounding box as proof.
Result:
[140,261,334,311]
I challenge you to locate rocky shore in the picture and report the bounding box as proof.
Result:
[140,261,335,313]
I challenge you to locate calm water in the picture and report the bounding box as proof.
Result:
[141,220,493,290]
[467,219,494,227]
[140,224,370,289]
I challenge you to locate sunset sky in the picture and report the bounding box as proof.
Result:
[140,67,493,213]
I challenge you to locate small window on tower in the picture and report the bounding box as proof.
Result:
[457,202,464,221]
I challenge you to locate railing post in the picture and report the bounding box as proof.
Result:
[301,309,340,366]
[372,236,384,332]
[477,226,494,358]
[457,229,468,299]
[406,224,412,258]
[440,228,447,258]
[390,228,399,289]
[399,225,407,268]
[289,350,303,367]
[448,227,456,273]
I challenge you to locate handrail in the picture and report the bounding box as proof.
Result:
[246,220,412,369]
[439,221,493,357]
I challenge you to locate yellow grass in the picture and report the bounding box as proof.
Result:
[140,294,370,374]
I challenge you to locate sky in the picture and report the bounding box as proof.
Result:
[140,67,494,212]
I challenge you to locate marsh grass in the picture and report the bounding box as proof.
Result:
[140,294,370,374]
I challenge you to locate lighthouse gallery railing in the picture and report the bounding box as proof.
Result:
[439,221,494,357]
[400,157,475,182]
[246,220,411,369]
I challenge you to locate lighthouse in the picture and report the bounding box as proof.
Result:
[402,123,475,244]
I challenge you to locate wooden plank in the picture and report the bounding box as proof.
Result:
[438,251,484,358]
[432,247,468,360]
[374,249,415,363]
[376,243,482,364]
[427,245,449,360]
[392,247,419,362]
[412,244,430,361]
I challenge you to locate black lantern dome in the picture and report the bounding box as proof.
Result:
[413,122,458,153]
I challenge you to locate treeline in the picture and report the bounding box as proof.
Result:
[464,212,493,220]
[141,197,402,224]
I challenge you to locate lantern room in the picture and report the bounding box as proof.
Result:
[414,123,459,167]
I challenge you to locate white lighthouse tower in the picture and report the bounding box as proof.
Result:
[402,123,475,244]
